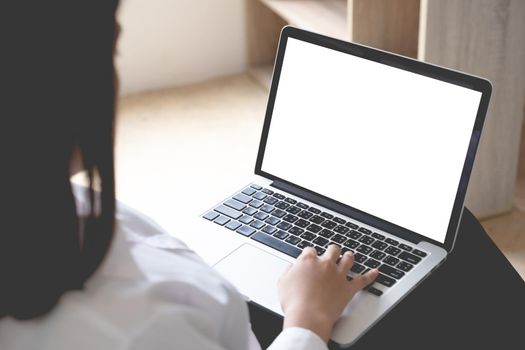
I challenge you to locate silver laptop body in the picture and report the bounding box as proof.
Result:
[186,27,492,347]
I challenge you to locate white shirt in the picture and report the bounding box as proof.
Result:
[0,193,327,350]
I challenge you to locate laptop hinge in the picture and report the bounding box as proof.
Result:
[271,180,422,245]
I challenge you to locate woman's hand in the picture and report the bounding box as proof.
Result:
[278,245,378,343]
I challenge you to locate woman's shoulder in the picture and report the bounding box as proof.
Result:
[0,186,252,350]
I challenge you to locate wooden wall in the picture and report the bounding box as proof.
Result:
[421,0,525,218]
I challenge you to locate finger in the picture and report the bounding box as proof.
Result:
[322,244,341,262]
[349,269,379,292]
[298,246,317,260]
[338,251,354,273]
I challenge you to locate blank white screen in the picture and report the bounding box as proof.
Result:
[262,38,482,243]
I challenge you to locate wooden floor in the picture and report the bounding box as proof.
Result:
[113,74,525,281]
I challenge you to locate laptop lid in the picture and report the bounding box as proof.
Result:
[255,27,492,253]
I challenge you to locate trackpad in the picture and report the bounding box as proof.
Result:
[214,244,291,315]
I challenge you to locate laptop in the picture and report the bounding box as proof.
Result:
[187,26,492,347]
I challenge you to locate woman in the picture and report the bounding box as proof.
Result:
[1,2,378,349]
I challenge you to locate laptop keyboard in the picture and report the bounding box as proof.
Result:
[202,184,429,297]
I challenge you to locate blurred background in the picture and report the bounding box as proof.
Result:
[105,0,524,279]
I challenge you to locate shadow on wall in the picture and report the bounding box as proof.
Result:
[116,0,248,95]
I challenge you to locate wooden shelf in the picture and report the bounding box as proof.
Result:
[260,0,348,41]
[249,64,274,90]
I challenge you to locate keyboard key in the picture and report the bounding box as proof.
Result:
[277,222,292,231]
[383,256,399,266]
[297,240,314,249]
[283,214,298,223]
[310,215,325,224]
[367,286,383,296]
[289,227,305,236]
[327,242,341,249]
[334,225,350,234]
[250,220,265,230]
[239,215,255,224]
[343,239,359,249]
[365,258,381,268]
[251,232,301,258]
[397,261,414,272]
[242,187,257,196]
[275,201,290,210]
[260,204,274,213]
[215,205,243,220]
[214,215,230,226]
[385,238,399,246]
[272,209,287,218]
[233,193,252,204]
[345,222,359,229]
[385,246,401,256]
[313,236,329,246]
[306,224,322,233]
[413,249,427,258]
[331,234,347,244]
[263,197,278,205]
[265,216,280,225]
[225,199,246,211]
[225,221,242,231]
[237,225,256,237]
[249,200,264,209]
[300,232,316,241]
[296,202,309,209]
[253,192,267,200]
[378,264,405,279]
[314,246,326,255]
[285,198,297,205]
[372,232,385,240]
[286,206,302,214]
[321,220,337,229]
[371,241,388,250]
[254,211,269,220]
[273,230,289,240]
[262,188,274,195]
[351,263,366,273]
[319,229,335,239]
[398,251,421,264]
[333,217,346,225]
[354,253,367,263]
[243,207,257,216]
[321,212,334,219]
[356,245,372,255]
[308,207,321,214]
[273,193,285,199]
[298,210,314,219]
[370,251,386,260]
[295,219,310,228]
[285,235,301,245]
[358,236,375,245]
[262,225,278,235]
[399,244,413,252]
[203,211,219,221]
[358,227,372,235]
[376,273,396,287]
[250,184,262,190]
[347,230,362,240]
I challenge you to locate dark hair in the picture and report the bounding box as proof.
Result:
[2,1,120,319]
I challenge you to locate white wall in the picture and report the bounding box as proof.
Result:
[116,0,247,95]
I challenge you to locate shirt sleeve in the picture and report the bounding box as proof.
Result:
[268,327,328,350]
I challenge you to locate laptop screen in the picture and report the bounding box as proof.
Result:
[261,38,482,244]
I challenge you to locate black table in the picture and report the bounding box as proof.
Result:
[249,208,525,349]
